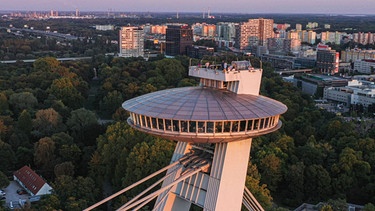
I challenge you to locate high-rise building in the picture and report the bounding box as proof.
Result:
[296,23,302,31]
[165,24,193,57]
[287,30,299,40]
[267,38,301,54]
[202,24,216,37]
[285,38,301,52]
[267,38,284,54]
[316,44,339,74]
[191,23,216,37]
[307,31,317,44]
[118,26,144,58]
[235,18,274,50]
[150,25,167,34]
[341,49,375,62]
[216,22,237,41]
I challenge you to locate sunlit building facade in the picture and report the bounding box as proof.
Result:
[119,26,144,58]
[235,18,274,50]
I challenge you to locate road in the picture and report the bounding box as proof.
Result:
[0,57,92,64]
[0,27,78,40]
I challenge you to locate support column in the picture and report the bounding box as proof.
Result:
[154,141,192,211]
[204,138,252,211]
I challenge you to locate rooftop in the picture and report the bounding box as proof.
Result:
[122,86,287,121]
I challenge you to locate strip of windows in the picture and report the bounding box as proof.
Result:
[129,112,280,134]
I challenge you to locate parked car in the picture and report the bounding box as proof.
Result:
[9,201,13,209]
[0,190,5,196]
[0,196,5,200]
[17,189,27,195]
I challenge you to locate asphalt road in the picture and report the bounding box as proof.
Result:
[2,181,29,209]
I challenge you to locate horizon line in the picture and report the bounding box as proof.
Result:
[0,10,375,16]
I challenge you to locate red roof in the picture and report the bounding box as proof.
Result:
[317,43,330,50]
[13,166,46,195]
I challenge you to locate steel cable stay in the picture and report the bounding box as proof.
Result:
[84,151,199,211]
[242,186,264,211]
[118,167,206,211]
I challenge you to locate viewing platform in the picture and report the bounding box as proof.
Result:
[188,61,263,95]
[122,60,286,143]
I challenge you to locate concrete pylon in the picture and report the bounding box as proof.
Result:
[154,139,252,211]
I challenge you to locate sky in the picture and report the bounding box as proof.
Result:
[1,0,374,14]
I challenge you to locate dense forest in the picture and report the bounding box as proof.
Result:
[0,53,374,211]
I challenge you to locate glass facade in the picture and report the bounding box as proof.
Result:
[129,112,280,135]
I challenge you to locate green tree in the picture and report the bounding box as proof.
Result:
[245,162,273,209]
[15,146,34,168]
[283,162,305,206]
[48,77,84,109]
[17,109,32,136]
[54,161,75,177]
[33,108,66,137]
[53,175,99,211]
[122,139,175,195]
[326,198,348,211]
[0,140,16,171]
[9,92,38,114]
[258,153,282,192]
[153,58,186,87]
[304,164,332,201]
[0,171,9,188]
[99,90,124,117]
[0,92,10,115]
[66,108,98,144]
[34,137,56,172]
[364,203,375,211]
[33,57,60,72]
[320,205,333,211]
[35,194,61,211]
[59,144,81,163]
[91,122,136,187]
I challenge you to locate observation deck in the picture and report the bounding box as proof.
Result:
[122,61,287,143]
[188,61,262,95]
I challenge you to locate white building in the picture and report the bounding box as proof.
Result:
[323,87,352,106]
[95,25,114,31]
[119,26,144,58]
[353,59,375,74]
[324,79,375,107]
[13,166,53,196]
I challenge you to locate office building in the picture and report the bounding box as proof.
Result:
[353,59,375,74]
[216,22,237,42]
[165,24,193,57]
[316,44,339,74]
[293,74,349,97]
[324,79,375,108]
[119,26,144,58]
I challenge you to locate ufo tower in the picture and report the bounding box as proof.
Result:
[88,61,287,211]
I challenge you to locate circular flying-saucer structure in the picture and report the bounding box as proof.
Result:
[87,61,288,211]
[122,86,287,143]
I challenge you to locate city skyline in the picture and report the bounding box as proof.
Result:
[1,0,374,15]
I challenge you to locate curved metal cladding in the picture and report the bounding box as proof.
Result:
[122,86,287,143]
